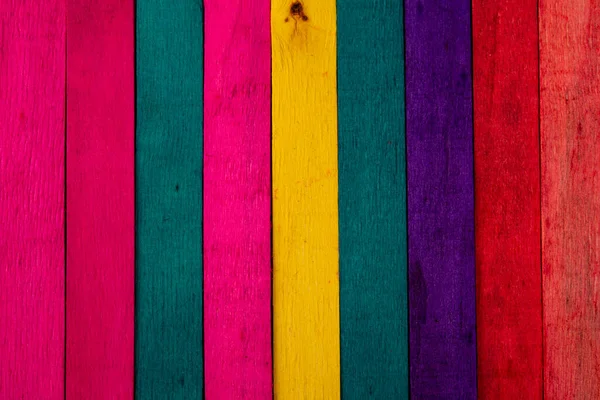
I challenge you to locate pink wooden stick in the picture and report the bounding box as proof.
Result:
[203,0,272,397]
[0,1,65,398]
[66,0,134,398]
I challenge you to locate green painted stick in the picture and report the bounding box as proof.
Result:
[338,0,409,398]
[135,1,204,398]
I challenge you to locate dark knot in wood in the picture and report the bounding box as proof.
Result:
[289,1,308,21]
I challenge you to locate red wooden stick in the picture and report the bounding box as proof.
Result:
[472,0,543,398]
[66,1,134,397]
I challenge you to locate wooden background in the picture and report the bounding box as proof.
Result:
[1,0,599,399]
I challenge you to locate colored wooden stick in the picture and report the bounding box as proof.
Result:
[0,1,65,398]
[337,1,409,398]
[404,1,477,397]
[135,1,204,397]
[541,1,600,397]
[271,0,341,397]
[203,0,272,398]
[472,1,543,398]
[66,0,134,397]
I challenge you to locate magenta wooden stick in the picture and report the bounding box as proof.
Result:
[203,0,273,398]
[0,1,65,398]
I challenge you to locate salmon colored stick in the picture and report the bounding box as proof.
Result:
[472,0,542,398]
[66,0,134,397]
[0,1,65,398]
[203,0,272,398]
[541,1,600,398]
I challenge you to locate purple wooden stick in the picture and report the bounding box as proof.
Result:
[404,1,477,398]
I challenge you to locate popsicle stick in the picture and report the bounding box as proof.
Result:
[337,0,409,398]
[66,0,134,397]
[404,0,477,397]
[135,0,204,397]
[472,0,543,397]
[540,1,600,397]
[271,0,341,397]
[0,1,65,398]
[203,0,272,398]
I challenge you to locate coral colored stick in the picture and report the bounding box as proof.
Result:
[66,0,134,397]
[0,1,65,398]
[203,0,272,398]
[472,0,542,398]
[541,1,600,397]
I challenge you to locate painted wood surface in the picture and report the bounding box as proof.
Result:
[66,0,134,397]
[203,0,272,398]
[472,0,542,398]
[337,1,408,398]
[541,1,600,398]
[0,1,65,398]
[404,0,477,398]
[272,0,341,397]
[135,0,204,398]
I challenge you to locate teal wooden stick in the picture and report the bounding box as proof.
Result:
[337,1,409,398]
[135,1,204,398]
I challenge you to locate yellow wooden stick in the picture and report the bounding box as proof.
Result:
[271,0,340,398]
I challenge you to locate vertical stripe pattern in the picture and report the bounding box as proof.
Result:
[4,1,600,398]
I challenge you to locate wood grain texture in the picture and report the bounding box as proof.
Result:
[135,0,204,398]
[271,0,340,397]
[0,1,65,398]
[337,0,408,398]
[203,0,272,398]
[472,0,543,398]
[404,0,477,398]
[66,0,134,397]
[540,1,600,398]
